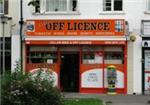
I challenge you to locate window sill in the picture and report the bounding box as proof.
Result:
[99,11,125,15]
[32,11,81,15]
[0,13,4,15]
[144,11,150,14]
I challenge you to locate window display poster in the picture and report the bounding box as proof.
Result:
[95,54,103,64]
[47,59,53,64]
[145,73,150,91]
[145,50,150,70]
[81,69,103,88]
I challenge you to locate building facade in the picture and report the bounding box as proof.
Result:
[9,0,150,94]
[0,0,12,73]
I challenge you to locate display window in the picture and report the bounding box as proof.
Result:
[82,53,103,64]
[104,51,123,64]
[26,46,57,64]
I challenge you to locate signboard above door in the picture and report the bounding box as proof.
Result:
[26,19,125,36]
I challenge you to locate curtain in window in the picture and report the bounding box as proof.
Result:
[46,0,67,12]
[103,0,111,11]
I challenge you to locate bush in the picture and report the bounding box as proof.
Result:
[1,70,64,105]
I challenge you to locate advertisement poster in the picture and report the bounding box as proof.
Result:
[145,73,150,91]
[81,69,103,88]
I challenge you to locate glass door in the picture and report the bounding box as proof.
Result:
[144,50,150,94]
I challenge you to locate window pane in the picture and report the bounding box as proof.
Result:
[4,0,8,14]
[69,0,77,11]
[104,52,123,64]
[114,0,122,11]
[103,0,112,11]
[82,53,95,64]
[59,0,67,11]
[148,0,150,11]
[46,0,67,12]
[0,0,4,13]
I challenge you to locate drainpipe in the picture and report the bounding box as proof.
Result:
[19,0,24,71]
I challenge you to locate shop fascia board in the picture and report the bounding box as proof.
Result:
[24,36,127,41]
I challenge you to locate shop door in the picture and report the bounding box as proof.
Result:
[143,50,150,94]
[60,53,79,92]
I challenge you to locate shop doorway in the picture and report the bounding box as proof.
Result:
[142,49,150,94]
[60,53,79,92]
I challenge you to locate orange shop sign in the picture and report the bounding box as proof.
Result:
[26,19,125,36]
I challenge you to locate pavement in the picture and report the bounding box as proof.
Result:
[63,92,150,105]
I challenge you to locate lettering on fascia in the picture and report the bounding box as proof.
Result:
[45,22,110,31]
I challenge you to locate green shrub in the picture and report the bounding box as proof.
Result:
[1,70,64,105]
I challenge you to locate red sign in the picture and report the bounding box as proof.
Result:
[26,19,125,36]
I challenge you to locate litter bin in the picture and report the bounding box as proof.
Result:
[107,65,117,95]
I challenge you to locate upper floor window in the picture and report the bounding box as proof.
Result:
[45,0,78,12]
[103,0,123,12]
[147,0,150,11]
[0,0,8,14]
[0,0,4,14]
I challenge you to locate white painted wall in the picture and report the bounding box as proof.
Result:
[0,20,12,37]
[133,34,142,94]
[11,35,20,72]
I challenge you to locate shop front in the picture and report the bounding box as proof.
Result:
[24,19,127,94]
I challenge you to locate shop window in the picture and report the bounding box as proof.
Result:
[45,0,78,13]
[28,52,57,63]
[103,0,123,12]
[82,46,102,52]
[82,53,103,64]
[104,52,123,64]
[27,46,57,64]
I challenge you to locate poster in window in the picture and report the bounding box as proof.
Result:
[47,59,53,64]
[95,54,103,64]
[81,69,103,88]
[145,73,150,92]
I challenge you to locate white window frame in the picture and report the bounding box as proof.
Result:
[0,0,4,14]
[101,0,124,14]
[39,0,80,14]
